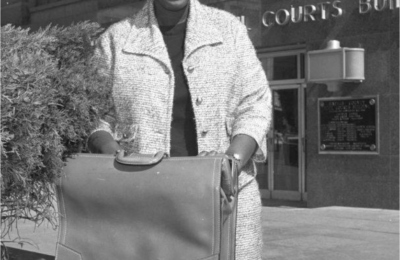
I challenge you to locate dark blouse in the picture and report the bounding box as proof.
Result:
[157,5,198,157]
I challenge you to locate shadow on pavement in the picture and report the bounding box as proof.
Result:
[262,199,307,208]
[2,247,54,260]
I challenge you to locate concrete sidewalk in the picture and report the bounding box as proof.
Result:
[3,203,399,260]
[261,204,399,260]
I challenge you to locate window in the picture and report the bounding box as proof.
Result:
[259,50,305,84]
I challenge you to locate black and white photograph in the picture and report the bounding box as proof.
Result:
[1,0,399,259]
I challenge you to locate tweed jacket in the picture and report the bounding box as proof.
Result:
[92,0,272,186]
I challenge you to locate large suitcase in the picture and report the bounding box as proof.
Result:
[55,152,238,260]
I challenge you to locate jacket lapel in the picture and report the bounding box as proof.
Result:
[184,0,224,60]
[122,0,171,72]
[122,0,224,68]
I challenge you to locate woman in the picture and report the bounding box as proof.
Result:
[88,0,272,259]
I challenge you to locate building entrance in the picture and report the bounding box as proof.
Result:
[256,49,307,201]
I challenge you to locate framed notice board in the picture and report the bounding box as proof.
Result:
[318,96,379,154]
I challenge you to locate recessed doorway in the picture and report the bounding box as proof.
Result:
[256,49,307,201]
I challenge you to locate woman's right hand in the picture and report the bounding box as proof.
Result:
[87,130,121,154]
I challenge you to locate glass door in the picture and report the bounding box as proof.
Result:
[269,86,302,200]
[256,49,307,201]
[256,84,306,201]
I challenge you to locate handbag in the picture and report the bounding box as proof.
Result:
[55,151,238,260]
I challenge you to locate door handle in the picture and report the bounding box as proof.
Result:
[268,137,274,153]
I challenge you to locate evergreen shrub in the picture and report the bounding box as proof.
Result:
[1,22,112,245]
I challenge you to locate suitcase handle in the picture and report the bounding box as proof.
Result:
[115,150,166,165]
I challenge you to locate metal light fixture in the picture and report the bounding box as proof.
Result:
[307,40,365,92]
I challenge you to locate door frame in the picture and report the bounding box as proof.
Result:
[257,48,307,201]
[267,84,307,201]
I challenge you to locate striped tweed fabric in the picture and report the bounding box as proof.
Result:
[91,0,272,259]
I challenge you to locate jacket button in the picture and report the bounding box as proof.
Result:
[196,97,203,106]
[201,130,208,137]
[187,66,195,73]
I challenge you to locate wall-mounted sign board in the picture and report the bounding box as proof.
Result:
[318,96,379,154]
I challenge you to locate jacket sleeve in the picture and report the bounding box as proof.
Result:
[231,21,272,162]
[88,32,117,139]
[88,29,138,151]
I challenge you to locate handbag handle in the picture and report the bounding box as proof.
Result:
[115,150,166,165]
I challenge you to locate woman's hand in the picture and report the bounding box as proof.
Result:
[198,151,237,200]
[225,134,257,171]
[88,130,121,154]
[198,134,257,172]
